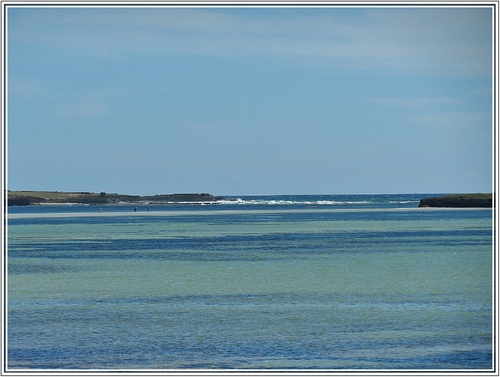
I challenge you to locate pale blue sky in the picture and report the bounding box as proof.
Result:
[6,5,493,195]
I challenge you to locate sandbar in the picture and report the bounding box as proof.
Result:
[6,207,489,220]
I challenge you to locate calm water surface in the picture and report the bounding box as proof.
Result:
[6,195,493,370]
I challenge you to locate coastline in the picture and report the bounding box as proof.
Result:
[418,193,493,208]
[7,191,494,208]
[6,191,224,206]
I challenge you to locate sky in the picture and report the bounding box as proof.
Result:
[5,4,494,196]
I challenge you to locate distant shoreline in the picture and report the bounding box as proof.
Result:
[6,191,225,206]
[418,193,493,208]
[5,191,494,208]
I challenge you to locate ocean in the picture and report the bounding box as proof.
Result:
[5,194,494,370]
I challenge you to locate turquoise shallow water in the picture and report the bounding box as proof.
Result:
[6,196,493,370]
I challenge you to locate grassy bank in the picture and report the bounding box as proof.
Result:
[6,191,223,206]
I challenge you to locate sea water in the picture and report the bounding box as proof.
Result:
[6,194,494,370]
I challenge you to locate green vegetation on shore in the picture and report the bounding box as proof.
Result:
[418,193,493,208]
[6,191,224,206]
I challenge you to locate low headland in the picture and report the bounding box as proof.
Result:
[6,191,225,206]
[418,193,493,208]
[5,191,494,208]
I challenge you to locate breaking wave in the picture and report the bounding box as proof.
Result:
[216,198,369,206]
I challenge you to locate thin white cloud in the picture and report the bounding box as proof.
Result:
[407,111,491,128]
[8,79,45,97]
[184,123,225,132]
[7,6,493,78]
[367,97,465,108]
[473,87,493,96]
[56,102,112,119]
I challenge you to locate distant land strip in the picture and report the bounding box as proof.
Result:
[5,191,494,208]
[6,191,225,206]
[418,193,493,208]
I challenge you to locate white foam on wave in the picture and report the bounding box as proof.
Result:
[217,198,370,206]
[389,200,419,204]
